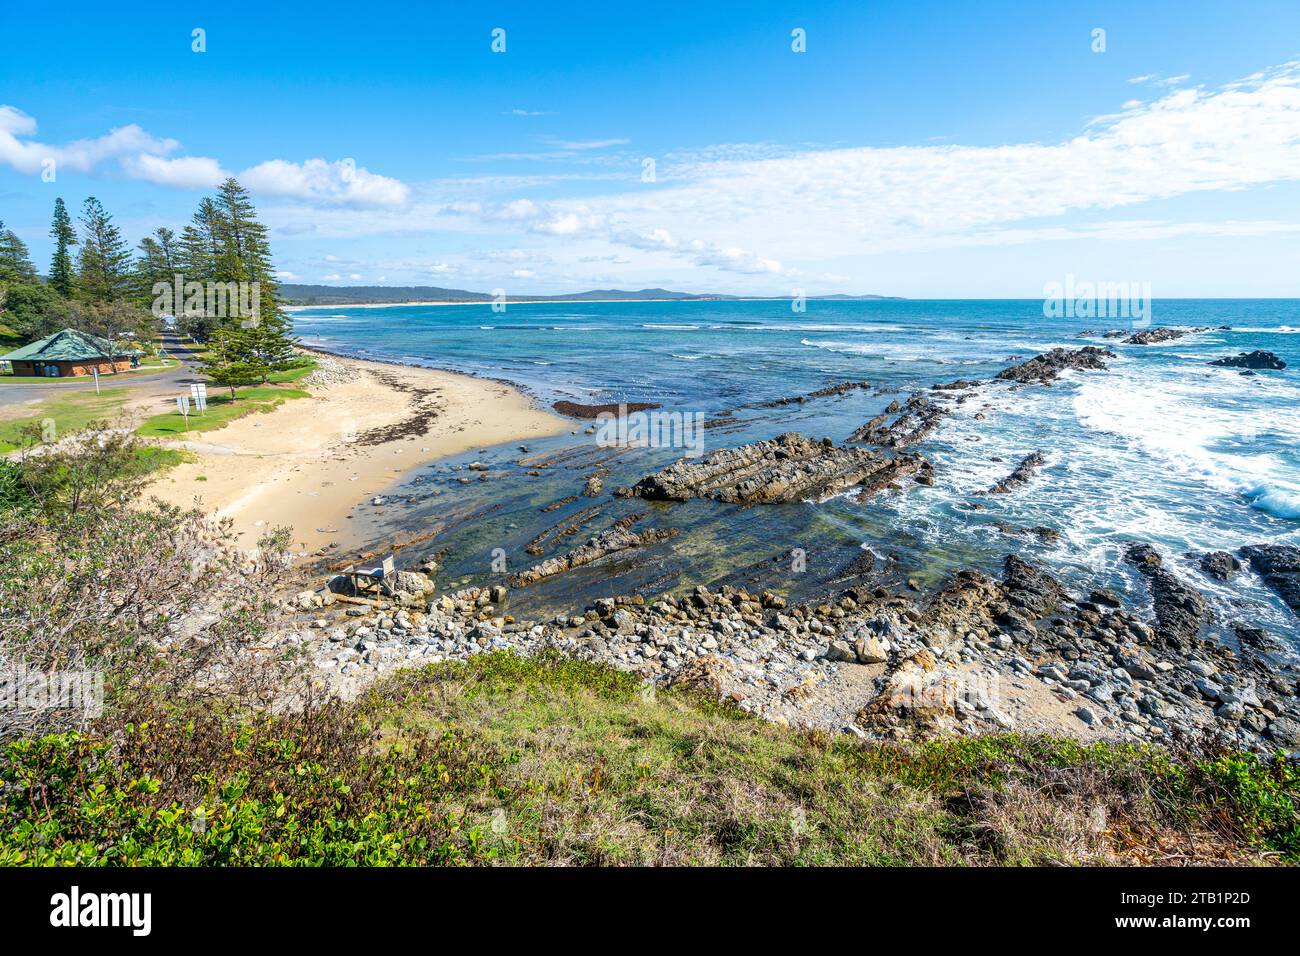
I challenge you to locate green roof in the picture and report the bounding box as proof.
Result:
[1,328,138,362]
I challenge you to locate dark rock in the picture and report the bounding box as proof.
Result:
[508,524,680,586]
[1197,550,1242,581]
[987,451,1045,494]
[1125,543,1212,646]
[1002,555,1067,620]
[621,432,930,505]
[1234,625,1285,655]
[759,381,872,407]
[552,399,660,419]
[1266,715,1300,746]
[1240,544,1300,619]
[849,394,945,447]
[995,347,1115,385]
[993,522,1060,543]
[1209,350,1286,370]
[1126,327,1204,345]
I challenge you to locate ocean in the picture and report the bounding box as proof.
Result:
[291,298,1300,647]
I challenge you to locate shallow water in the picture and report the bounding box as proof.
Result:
[293,299,1300,647]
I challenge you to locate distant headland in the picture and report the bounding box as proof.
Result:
[280,284,904,307]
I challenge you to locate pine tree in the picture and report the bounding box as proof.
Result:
[48,198,78,297]
[134,227,179,309]
[177,198,223,282]
[214,179,279,299]
[0,221,37,283]
[197,324,266,400]
[174,201,226,340]
[76,197,133,302]
[211,178,297,380]
[0,217,57,339]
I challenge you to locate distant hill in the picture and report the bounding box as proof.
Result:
[279,285,493,305]
[280,284,901,306]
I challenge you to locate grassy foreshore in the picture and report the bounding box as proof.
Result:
[3,652,1295,866]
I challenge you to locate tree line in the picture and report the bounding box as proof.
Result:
[0,179,299,389]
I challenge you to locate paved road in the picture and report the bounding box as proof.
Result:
[0,331,202,411]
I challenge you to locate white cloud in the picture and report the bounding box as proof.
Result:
[329,59,1294,282]
[544,137,630,150]
[0,104,176,175]
[1128,73,1192,87]
[120,154,227,189]
[62,57,1292,290]
[277,270,302,280]
[0,105,409,207]
[240,158,409,207]
[528,59,1300,268]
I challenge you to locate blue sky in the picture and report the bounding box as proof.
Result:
[2,0,1299,296]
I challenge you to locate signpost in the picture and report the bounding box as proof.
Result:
[91,367,100,396]
[189,383,208,415]
[176,394,190,432]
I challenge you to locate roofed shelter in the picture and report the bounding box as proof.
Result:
[1,328,141,378]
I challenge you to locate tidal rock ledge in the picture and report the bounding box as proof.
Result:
[617,432,931,504]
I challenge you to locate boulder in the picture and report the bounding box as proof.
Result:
[1197,550,1241,581]
[853,635,889,664]
[390,570,433,596]
[1209,350,1286,370]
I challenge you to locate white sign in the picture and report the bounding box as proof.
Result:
[176,395,190,417]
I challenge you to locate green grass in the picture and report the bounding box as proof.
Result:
[0,388,132,454]
[3,652,1294,866]
[132,360,316,438]
[135,382,311,437]
[266,360,316,383]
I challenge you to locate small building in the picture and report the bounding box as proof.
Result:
[1,328,141,378]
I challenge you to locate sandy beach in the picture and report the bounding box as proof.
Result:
[145,353,569,554]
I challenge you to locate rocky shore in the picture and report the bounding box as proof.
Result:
[276,541,1300,752]
[266,340,1298,755]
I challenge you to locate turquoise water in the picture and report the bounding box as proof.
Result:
[293,299,1300,645]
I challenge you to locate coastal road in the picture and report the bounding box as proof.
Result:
[0,331,203,414]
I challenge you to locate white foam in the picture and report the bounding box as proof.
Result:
[1073,369,1300,520]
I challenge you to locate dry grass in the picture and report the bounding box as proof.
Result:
[357,654,1292,866]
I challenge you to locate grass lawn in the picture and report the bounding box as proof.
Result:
[0,388,132,454]
[135,380,311,437]
[267,360,316,383]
